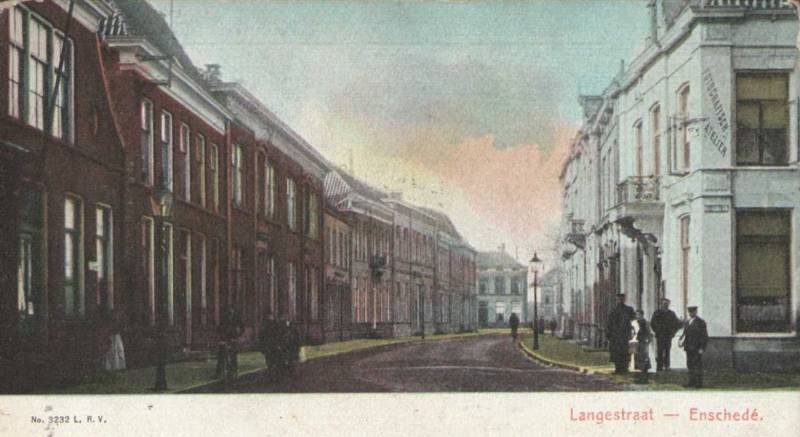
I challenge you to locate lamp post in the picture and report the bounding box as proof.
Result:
[151,185,174,391]
[529,252,542,350]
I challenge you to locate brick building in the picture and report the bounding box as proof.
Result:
[1,0,126,389]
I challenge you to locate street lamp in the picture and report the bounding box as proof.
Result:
[529,252,543,350]
[150,184,173,391]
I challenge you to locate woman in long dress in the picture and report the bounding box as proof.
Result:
[633,309,652,383]
[104,311,126,371]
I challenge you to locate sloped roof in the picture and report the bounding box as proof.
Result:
[477,251,525,270]
[418,206,461,240]
[102,0,205,84]
[335,168,388,203]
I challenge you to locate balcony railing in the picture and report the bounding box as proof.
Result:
[702,0,792,9]
[616,176,661,204]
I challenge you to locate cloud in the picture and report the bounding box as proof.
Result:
[311,54,573,254]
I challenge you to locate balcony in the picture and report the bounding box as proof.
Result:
[565,219,586,249]
[611,176,664,245]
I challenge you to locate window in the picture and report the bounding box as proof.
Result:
[141,217,155,326]
[141,100,154,185]
[197,135,206,207]
[232,246,244,312]
[265,160,275,218]
[495,302,506,323]
[634,120,643,177]
[232,144,244,207]
[161,111,173,190]
[736,210,791,333]
[64,195,83,318]
[308,267,319,321]
[199,234,207,325]
[511,278,520,295]
[180,229,192,331]
[267,255,276,317]
[287,262,297,320]
[7,7,72,139]
[679,215,690,317]
[736,73,789,166]
[287,178,296,230]
[677,85,691,172]
[651,104,661,176]
[511,301,521,318]
[165,223,174,326]
[17,190,43,331]
[306,192,319,239]
[494,276,505,294]
[210,143,219,211]
[96,205,113,310]
[180,124,191,200]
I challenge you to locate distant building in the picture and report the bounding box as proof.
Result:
[539,268,563,324]
[476,246,528,327]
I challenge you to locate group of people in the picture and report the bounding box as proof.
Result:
[215,307,302,383]
[607,294,709,388]
[258,313,302,382]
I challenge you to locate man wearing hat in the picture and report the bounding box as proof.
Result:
[679,305,708,388]
[650,298,681,371]
[606,293,636,374]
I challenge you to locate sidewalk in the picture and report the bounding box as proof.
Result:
[40,330,494,394]
[518,332,800,391]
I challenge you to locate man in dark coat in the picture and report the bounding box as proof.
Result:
[509,312,520,340]
[650,298,681,371]
[680,305,709,388]
[606,293,635,374]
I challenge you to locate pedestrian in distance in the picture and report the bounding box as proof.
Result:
[606,293,635,374]
[633,309,652,384]
[548,319,558,336]
[509,312,520,340]
[650,298,681,371]
[679,305,708,389]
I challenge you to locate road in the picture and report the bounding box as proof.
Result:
[190,334,621,393]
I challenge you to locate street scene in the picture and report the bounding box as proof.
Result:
[1,0,799,397]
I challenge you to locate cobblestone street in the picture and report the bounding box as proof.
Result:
[191,334,621,393]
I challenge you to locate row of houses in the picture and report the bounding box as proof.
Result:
[556,0,800,372]
[0,0,477,391]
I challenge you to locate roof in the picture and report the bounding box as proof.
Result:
[477,251,525,270]
[102,0,205,85]
[418,206,462,240]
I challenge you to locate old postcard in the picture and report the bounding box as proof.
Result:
[0,0,799,436]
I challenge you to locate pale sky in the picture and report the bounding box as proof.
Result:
[150,0,650,264]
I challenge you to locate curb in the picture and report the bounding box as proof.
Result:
[517,340,611,375]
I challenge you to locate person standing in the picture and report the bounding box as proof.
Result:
[216,306,245,379]
[509,312,520,340]
[633,310,652,384]
[650,298,681,371]
[606,293,635,374]
[679,305,708,388]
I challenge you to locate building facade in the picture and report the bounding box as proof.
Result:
[477,247,528,328]
[558,0,800,371]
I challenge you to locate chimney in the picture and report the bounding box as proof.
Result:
[499,243,506,254]
[203,64,222,83]
[648,0,660,47]
[389,191,403,201]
